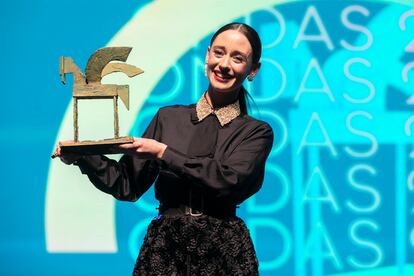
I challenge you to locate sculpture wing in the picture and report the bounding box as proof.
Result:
[101,63,144,78]
[85,47,132,83]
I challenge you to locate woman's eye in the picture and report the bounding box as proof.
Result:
[213,50,224,56]
[233,56,244,63]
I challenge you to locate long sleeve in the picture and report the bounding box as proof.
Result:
[75,110,161,202]
[160,122,273,202]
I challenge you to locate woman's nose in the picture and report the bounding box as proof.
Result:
[219,56,230,71]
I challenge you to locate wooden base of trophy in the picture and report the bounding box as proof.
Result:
[60,136,134,155]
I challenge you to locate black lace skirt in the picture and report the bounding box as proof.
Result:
[133,214,259,275]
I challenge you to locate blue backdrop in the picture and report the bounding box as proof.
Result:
[1,0,414,275]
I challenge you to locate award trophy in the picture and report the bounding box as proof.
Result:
[58,47,143,156]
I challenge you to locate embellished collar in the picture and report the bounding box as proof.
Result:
[195,92,241,126]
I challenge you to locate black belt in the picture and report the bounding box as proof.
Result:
[158,203,237,219]
[157,183,237,219]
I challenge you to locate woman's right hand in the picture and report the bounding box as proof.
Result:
[52,142,82,165]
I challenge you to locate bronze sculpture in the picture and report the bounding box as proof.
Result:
[58,47,143,156]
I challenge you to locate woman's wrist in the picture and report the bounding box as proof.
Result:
[157,143,167,159]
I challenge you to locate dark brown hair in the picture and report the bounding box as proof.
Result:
[210,22,261,115]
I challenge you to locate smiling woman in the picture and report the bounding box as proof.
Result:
[207,30,257,93]
[205,23,261,110]
[54,22,273,275]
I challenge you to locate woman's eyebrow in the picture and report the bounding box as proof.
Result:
[211,45,225,50]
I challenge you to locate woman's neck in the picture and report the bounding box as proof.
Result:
[206,86,240,109]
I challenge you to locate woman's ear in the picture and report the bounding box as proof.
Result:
[205,46,210,64]
[204,46,211,76]
[247,62,261,81]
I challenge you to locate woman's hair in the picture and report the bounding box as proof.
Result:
[210,22,262,64]
[210,22,261,115]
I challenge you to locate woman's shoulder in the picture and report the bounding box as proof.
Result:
[157,104,195,115]
[231,114,274,144]
[153,104,196,123]
[238,113,273,133]
[158,104,195,113]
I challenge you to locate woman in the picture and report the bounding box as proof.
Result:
[55,22,273,275]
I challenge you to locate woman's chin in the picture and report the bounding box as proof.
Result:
[209,81,240,94]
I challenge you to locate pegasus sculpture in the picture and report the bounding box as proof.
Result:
[59,47,143,142]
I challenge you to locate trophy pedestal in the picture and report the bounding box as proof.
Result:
[60,136,134,155]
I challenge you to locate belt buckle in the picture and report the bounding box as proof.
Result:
[183,205,203,217]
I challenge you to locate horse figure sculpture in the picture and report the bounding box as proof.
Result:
[59,47,143,142]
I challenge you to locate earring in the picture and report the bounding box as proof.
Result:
[204,64,208,77]
[247,74,254,81]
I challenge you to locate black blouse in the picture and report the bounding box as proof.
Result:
[76,103,273,211]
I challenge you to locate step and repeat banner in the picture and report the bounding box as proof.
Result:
[1,0,414,275]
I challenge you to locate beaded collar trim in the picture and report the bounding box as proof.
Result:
[195,92,241,126]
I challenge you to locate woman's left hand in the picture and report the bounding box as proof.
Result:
[118,137,167,160]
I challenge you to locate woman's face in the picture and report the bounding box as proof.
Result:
[206,30,259,94]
